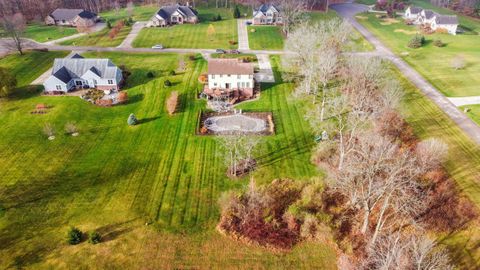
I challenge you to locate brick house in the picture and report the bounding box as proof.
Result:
[45,9,99,27]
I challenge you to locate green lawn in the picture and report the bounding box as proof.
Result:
[0,51,339,268]
[132,7,238,49]
[248,26,284,50]
[99,4,158,22]
[0,24,78,43]
[357,7,480,97]
[0,51,69,87]
[59,25,132,47]
[394,64,480,268]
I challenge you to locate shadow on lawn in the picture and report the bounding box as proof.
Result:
[95,218,139,243]
[138,116,161,124]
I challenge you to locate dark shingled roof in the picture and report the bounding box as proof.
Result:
[255,4,279,15]
[436,15,458,25]
[156,4,197,20]
[53,66,72,83]
[409,6,422,14]
[70,53,84,59]
[50,8,97,21]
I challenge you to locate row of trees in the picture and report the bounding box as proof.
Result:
[430,0,480,17]
[281,19,476,269]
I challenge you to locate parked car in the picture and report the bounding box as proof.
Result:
[229,50,241,54]
[152,44,164,49]
[215,49,227,54]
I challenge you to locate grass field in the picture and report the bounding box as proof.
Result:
[0,24,78,43]
[393,64,480,268]
[0,51,340,268]
[99,4,158,22]
[356,3,480,97]
[248,26,284,50]
[59,25,132,47]
[132,7,238,49]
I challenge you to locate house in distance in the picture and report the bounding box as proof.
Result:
[252,4,282,25]
[146,4,198,27]
[203,59,256,103]
[43,54,123,94]
[45,8,100,27]
[404,6,459,35]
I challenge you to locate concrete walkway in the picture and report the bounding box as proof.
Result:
[331,3,480,145]
[118,21,146,48]
[237,19,250,51]
[31,51,82,85]
[448,96,480,107]
[43,23,106,45]
[255,54,275,83]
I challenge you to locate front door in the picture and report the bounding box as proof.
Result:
[225,83,231,89]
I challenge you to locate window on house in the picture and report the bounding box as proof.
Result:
[56,85,62,91]
[214,83,217,87]
[212,75,215,79]
[237,82,241,88]
[220,74,223,78]
[242,82,245,88]
[246,82,250,88]
[228,74,231,77]
[93,79,97,85]
[249,75,253,79]
[237,75,241,79]
[75,81,82,86]
[108,80,114,84]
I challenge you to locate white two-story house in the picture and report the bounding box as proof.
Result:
[253,4,282,25]
[43,54,123,93]
[204,59,255,101]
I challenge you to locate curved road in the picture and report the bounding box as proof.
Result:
[331,2,480,145]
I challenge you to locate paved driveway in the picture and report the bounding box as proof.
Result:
[118,21,146,48]
[255,54,275,83]
[237,19,250,50]
[331,2,480,145]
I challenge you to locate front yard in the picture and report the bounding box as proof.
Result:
[248,26,285,50]
[0,23,78,43]
[132,7,238,49]
[59,25,132,47]
[357,11,480,97]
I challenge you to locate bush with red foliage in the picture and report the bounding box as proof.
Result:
[375,110,418,148]
[218,179,326,249]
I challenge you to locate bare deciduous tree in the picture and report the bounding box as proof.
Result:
[1,13,26,55]
[276,0,307,36]
[216,132,260,177]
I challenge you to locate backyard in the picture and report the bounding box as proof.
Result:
[0,51,338,269]
[132,7,238,49]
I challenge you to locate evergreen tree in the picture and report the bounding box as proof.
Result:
[234,6,241,18]
[127,113,138,126]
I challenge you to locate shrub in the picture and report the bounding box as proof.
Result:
[117,91,128,104]
[146,71,155,78]
[65,122,78,135]
[166,91,179,115]
[433,39,445,47]
[407,34,425,48]
[106,20,112,29]
[67,227,82,245]
[43,123,55,138]
[164,80,172,87]
[127,113,138,126]
[168,70,176,76]
[0,67,17,98]
[128,17,134,24]
[216,14,222,21]
[88,231,101,244]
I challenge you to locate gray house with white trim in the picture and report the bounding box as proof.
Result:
[253,4,282,25]
[43,54,123,93]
